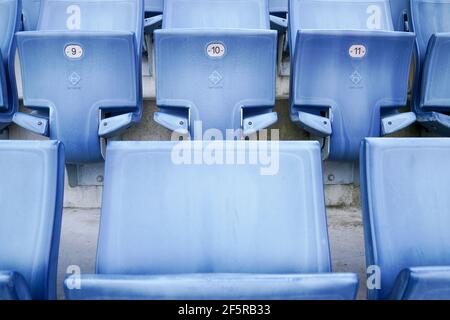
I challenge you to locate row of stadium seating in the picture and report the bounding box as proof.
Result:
[21,0,291,31]
[2,138,450,300]
[20,0,415,31]
[17,0,418,31]
[1,0,449,164]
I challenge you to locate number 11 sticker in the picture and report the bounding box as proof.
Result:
[349,45,367,58]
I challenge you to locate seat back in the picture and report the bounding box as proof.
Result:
[0,0,18,65]
[38,0,143,78]
[0,141,64,300]
[411,0,450,114]
[155,29,276,138]
[38,0,143,53]
[390,0,410,31]
[22,0,41,30]
[419,34,450,112]
[411,0,450,68]
[17,32,138,163]
[0,0,20,129]
[289,0,394,55]
[145,0,163,13]
[291,30,414,160]
[163,0,270,29]
[269,0,288,13]
[96,141,331,276]
[361,138,450,300]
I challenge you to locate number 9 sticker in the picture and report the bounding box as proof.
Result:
[349,45,367,58]
[65,44,83,59]
[206,42,226,58]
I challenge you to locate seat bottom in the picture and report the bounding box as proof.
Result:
[64,273,358,300]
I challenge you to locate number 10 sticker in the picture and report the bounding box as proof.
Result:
[206,42,226,58]
[65,44,83,59]
[349,45,367,58]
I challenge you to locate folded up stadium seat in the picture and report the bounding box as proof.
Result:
[13,0,144,164]
[64,141,358,300]
[411,0,450,136]
[289,0,416,161]
[361,138,450,300]
[22,0,41,30]
[0,140,64,300]
[153,0,279,138]
[390,0,410,31]
[0,0,20,131]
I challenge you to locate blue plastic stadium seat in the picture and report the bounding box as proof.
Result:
[14,0,144,163]
[390,0,410,31]
[361,138,450,300]
[145,0,163,14]
[289,0,416,161]
[64,141,359,300]
[22,0,41,30]
[411,0,450,136]
[0,0,20,131]
[153,0,278,138]
[0,140,65,300]
[155,30,277,138]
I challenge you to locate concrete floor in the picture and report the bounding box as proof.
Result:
[57,207,366,300]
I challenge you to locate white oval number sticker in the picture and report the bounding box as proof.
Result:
[206,43,225,58]
[349,45,367,58]
[65,44,83,59]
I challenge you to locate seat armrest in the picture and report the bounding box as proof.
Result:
[390,266,450,300]
[144,14,163,34]
[99,112,139,138]
[243,112,278,136]
[416,111,450,136]
[65,273,358,300]
[298,111,332,137]
[381,112,416,135]
[154,112,189,135]
[0,271,32,300]
[12,112,49,136]
[270,15,288,31]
